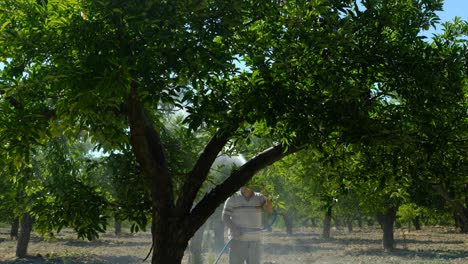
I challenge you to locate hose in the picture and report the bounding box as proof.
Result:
[213,210,278,264]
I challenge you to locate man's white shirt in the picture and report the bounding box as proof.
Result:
[222,191,266,241]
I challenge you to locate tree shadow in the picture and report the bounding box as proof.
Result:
[289,236,464,247]
[350,248,468,261]
[85,255,145,264]
[396,238,465,245]
[293,236,381,246]
[58,238,150,248]
[263,242,335,255]
[268,232,315,238]
[0,255,143,264]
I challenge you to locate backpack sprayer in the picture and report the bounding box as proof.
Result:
[213,210,278,264]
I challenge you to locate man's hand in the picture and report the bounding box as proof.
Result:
[230,224,243,238]
[224,217,243,238]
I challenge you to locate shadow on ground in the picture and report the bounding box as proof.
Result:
[349,248,468,261]
[0,255,143,264]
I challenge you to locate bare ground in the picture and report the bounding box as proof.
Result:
[1,226,468,264]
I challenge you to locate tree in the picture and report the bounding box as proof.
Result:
[1,1,462,263]
[261,145,363,238]
[30,136,110,241]
[406,19,468,233]
[0,163,19,239]
[0,160,39,257]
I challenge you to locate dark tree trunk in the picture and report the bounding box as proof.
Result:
[333,217,340,230]
[457,210,468,233]
[462,184,468,233]
[10,217,19,240]
[346,218,353,233]
[189,224,206,264]
[412,216,421,231]
[377,206,398,251]
[282,213,293,235]
[150,218,189,264]
[433,185,468,233]
[311,218,317,227]
[357,216,363,228]
[114,220,122,235]
[322,207,332,239]
[16,213,33,258]
[454,211,461,229]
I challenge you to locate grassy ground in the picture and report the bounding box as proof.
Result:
[1,226,468,263]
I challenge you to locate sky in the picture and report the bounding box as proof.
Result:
[424,0,468,35]
[437,0,468,23]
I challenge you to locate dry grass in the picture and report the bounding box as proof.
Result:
[1,226,468,263]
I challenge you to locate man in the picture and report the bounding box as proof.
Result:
[222,185,273,264]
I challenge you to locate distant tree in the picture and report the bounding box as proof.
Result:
[334,189,365,233]
[31,136,110,242]
[397,203,424,230]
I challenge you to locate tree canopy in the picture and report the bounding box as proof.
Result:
[1,0,467,263]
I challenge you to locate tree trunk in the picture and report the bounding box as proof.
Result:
[311,218,317,227]
[367,217,375,227]
[16,213,33,258]
[10,217,19,240]
[346,218,353,233]
[377,206,398,251]
[454,211,460,228]
[433,185,468,233]
[457,210,468,233]
[333,216,342,230]
[114,220,122,235]
[462,184,468,233]
[412,216,421,231]
[322,207,332,239]
[357,217,363,228]
[150,218,189,264]
[189,224,206,264]
[282,213,293,235]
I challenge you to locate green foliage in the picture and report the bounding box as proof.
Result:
[397,203,423,224]
[29,136,110,240]
[419,206,455,226]
[0,165,18,223]
[102,150,151,232]
[0,0,467,260]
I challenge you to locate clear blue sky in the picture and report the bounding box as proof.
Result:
[438,0,468,22]
[425,0,468,34]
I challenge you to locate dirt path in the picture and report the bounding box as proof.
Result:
[1,227,468,263]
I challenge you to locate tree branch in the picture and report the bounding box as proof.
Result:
[432,184,468,226]
[176,128,232,215]
[0,90,22,109]
[0,90,57,119]
[185,144,300,235]
[127,83,174,212]
[243,15,263,27]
